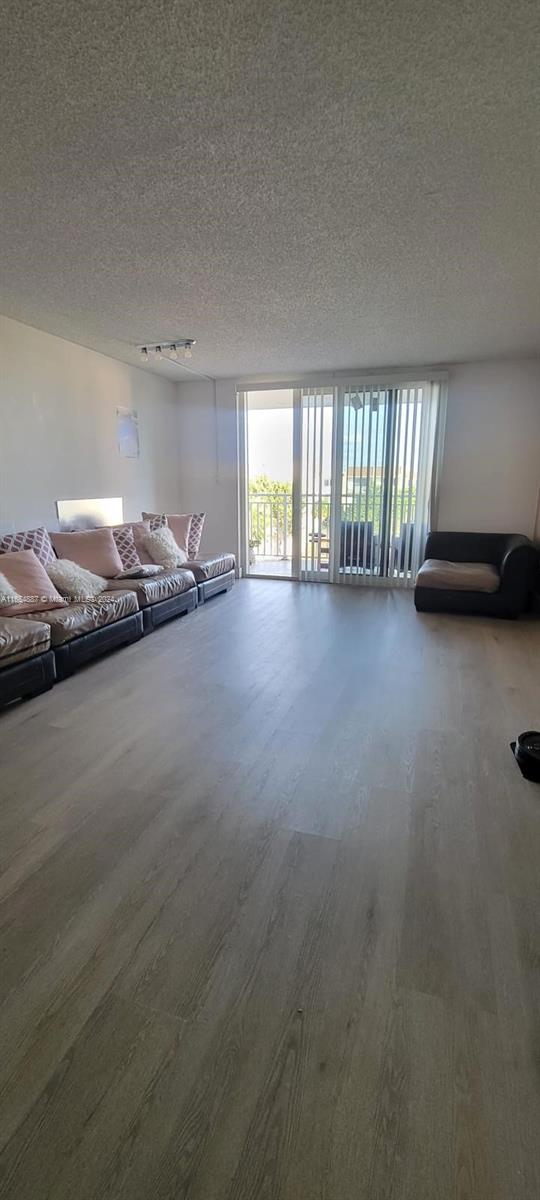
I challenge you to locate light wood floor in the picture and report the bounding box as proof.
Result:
[1,579,539,1200]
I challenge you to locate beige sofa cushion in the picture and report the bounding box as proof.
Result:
[0,616,51,667]
[185,554,235,582]
[105,568,196,608]
[34,590,138,646]
[416,559,500,593]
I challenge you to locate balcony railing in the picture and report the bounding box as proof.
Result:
[249,492,292,560]
[248,490,417,577]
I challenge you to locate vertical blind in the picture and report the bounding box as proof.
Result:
[299,379,445,586]
[299,387,334,580]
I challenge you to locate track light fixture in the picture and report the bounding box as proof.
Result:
[138,339,196,364]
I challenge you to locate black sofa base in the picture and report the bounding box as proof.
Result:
[54,611,144,679]
[0,649,56,708]
[142,585,198,633]
[197,570,235,604]
[415,588,521,619]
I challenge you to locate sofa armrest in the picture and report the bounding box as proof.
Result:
[499,540,538,603]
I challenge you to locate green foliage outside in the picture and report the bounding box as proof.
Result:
[249,475,292,547]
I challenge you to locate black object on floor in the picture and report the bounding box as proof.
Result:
[511,730,540,781]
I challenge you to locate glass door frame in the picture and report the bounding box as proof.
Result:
[238,388,301,581]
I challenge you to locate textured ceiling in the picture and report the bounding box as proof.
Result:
[1,0,539,380]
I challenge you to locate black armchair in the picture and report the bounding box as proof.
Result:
[415,531,538,618]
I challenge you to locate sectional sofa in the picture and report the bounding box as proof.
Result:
[0,513,235,708]
[0,617,56,704]
[415,531,537,617]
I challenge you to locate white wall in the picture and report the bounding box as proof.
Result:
[438,360,540,537]
[175,359,540,560]
[175,378,239,554]
[0,315,181,533]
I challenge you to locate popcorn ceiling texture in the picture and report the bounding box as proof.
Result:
[0,0,539,379]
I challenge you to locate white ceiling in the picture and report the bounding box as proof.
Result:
[1,0,539,380]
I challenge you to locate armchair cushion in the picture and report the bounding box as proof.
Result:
[416,559,500,593]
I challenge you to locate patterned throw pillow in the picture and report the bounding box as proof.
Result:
[0,526,55,567]
[111,525,142,572]
[187,513,205,558]
[147,513,167,531]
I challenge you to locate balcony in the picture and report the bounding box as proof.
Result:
[248,491,292,576]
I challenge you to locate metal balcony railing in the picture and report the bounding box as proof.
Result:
[248,489,417,579]
[248,492,292,559]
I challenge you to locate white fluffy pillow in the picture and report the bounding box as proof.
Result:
[143,526,187,569]
[46,559,106,600]
[0,571,23,608]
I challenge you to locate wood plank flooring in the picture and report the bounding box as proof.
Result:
[0,579,539,1199]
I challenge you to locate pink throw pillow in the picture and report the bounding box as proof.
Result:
[0,549,66,614]
[0,526,55,567]
[50,527,123,578]
[142,512,195,557]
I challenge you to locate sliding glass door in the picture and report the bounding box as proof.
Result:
[241,378,445,586]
